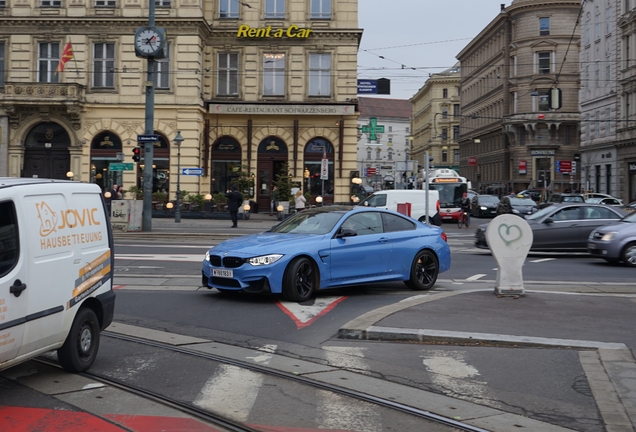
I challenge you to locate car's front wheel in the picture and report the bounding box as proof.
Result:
[622,242,636,267]
[57,308,100,373]
[404,249,439,291]
[283,257,316,302]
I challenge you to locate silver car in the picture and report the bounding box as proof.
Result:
[588,211,636,266]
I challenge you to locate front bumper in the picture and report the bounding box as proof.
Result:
[202,258,283,294]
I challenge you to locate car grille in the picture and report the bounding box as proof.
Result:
[209,255,245,268]
[211,277,241,288]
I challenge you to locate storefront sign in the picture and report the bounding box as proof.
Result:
[531,150,555,156]
[237,24,313,39]
[210,104,354,116]
[468,157,477,166]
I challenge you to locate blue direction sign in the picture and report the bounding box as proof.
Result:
[137,134,160,143]
[182,167,204,176]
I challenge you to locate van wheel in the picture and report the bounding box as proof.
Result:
[404,250,438,291]
[57,308,100,373]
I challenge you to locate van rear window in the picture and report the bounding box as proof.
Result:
[0,201,19,278]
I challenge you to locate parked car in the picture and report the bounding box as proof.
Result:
[497,195,539,217]
[588,211,636,266]
[585,197,624,206]
[538,193,585,209]
[475,203,627,251]
[470,194,499,218]
[623,201,636,213]
[584,193,623,204]
[202,206,451,302]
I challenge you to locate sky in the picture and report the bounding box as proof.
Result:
[357,0,510,100]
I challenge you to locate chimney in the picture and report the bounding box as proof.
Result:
[501,4,505,12]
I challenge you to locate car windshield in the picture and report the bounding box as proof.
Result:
[526,205,557,221]
[479,196,499,203]
[586,197,602,204]
[623,212,636,223]
[510,198,536,206]
[269,210,345,234]
[563,196,584,202]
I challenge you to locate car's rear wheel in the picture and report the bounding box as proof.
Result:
[622,242,636,267]
[404,249,438,291]
[57,308,100,373]
[283,257,316,302]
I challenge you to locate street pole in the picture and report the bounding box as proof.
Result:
[174,131,183,223]
[425,150,430,225]
[141,0,156,231]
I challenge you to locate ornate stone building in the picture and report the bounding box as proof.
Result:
[410,65,461,174]
[0,0,362,209]
[456,0,581,194]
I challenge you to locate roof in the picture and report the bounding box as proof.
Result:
[358,97,412,119]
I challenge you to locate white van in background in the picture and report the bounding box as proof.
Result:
[358,189,442,226]
[0,178,115,373]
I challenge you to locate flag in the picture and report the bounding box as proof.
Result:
[56,41,74,74]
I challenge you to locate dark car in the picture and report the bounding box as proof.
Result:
[518,189,545,202]
[497,196,539,217]
[538,193,585,209]
[588,211,636,266]
[470,194,499,218]
[475,203,627,251]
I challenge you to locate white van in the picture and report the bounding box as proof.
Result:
[0,178,115,373]
[359,189,442,226]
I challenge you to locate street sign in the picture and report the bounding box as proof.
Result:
[137,134,160,143]
[181,167,203,176]
[320,158,328,180]
[109,163,134,171]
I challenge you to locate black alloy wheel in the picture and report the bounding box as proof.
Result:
[404,249,439,291]
[283,257,316,302]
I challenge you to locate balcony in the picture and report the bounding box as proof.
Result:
[1,82,86,129]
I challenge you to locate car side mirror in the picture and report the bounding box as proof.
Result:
[337,227,357,238]
[544,217,554,224]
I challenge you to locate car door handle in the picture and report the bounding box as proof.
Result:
[378,237,389,243]
[10,279,27,298]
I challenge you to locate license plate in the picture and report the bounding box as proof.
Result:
[588,243,596,250]
[213,269,234,278]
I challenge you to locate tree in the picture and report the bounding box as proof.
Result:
[273,162,292,202]
[230,165,255,198]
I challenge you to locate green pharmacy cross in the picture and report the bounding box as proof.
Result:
[360,117,385,141]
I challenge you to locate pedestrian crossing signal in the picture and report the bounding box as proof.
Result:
[132,147,141,162]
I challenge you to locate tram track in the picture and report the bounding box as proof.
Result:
[84,331,489,432]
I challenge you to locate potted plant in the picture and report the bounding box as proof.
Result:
[273,162,292,215]
[127,185,143,200]
[187,193,206,211]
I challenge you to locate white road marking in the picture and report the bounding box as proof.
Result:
[193,345,275,422]
[466,274,487,281]
[277,296,346,329]
[317,389,382,432]
[323,346,369,372]
[115,254,203,262]
[530,258,555,263]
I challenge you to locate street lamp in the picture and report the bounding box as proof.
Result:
[173,131,184,223]
[315,196,323,206]
[66,171,74,181]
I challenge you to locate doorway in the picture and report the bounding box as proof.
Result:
[22,122,71,179]
[257,136,288,213]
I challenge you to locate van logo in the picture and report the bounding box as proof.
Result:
[36,202,58,237]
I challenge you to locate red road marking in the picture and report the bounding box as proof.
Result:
[113,285,125,290]
[0,406,125,431]
[276,297,347,329]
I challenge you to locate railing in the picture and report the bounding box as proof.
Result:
[3,82,85,103]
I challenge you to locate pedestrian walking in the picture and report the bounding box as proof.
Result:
[226,187,243,228]
[270,186,278,216]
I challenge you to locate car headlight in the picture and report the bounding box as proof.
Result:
[512,209,520,214]
[248,254,283,266]
[601,232,617,241]
[480,206,487,210]
[205,250,210,261]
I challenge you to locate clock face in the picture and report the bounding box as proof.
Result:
[135,28,163,55]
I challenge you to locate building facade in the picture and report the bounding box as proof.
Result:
[356,97,414,190]
[618,0,636,202]
[580,0,620,198]
[457,0,581,195]
[410,65,461,176]
[0,0,362,209]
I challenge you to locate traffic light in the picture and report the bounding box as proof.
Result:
[132,147,141,162]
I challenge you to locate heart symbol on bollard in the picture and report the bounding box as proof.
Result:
[498,224,523,246]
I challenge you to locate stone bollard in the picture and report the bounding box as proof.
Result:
[485,214,533,296]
